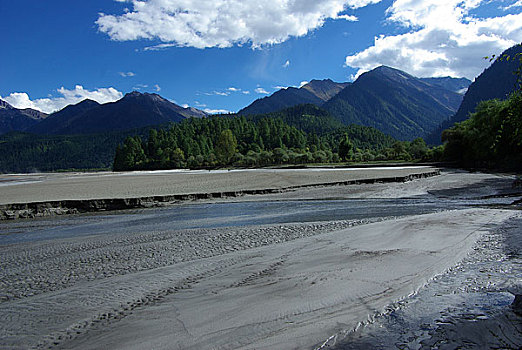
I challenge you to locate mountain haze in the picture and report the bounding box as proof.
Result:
[419,77,471,94]
[300,79,350,102]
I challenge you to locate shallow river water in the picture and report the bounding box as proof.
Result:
[0,195,494,245]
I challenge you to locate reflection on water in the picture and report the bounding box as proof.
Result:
[0,196,475,245]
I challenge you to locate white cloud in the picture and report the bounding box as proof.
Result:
[144,43,177,51]
[154,84,161,92]
[97,0,379,49]
[334,14,358,21]
[204,108,232,114]
[254,87,270,94]
[345,0,522,79]
[242,90,251,94]
[0,86,123,114]
[227,87,241,92]
[119,71,135,77]
[283,60,291,68]
[274,85,289,90]
[299,81,309,88]
[181,103,189,108]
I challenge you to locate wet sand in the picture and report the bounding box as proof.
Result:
[0,169,521,349]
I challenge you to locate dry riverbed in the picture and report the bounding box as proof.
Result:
[0,168,521,349]
[0,166,437,205]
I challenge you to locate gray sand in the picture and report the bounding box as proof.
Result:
[0,166,436,204]
[1,209,517,350]
[0,169,520,349]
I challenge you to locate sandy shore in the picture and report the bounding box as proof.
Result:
[0,170,521,349]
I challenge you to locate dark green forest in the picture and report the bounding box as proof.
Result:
[0,105,432,173]
[440,48,522,170]
[442,91,522,170]
[0,128,150,173]
[113,105,431,171]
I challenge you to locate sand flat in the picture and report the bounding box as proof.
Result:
[0,166,436,204]
[1,209,517,349]
[1,169,520,349]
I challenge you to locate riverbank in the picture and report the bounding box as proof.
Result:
[0,166,439,220]
[1,170,521,349]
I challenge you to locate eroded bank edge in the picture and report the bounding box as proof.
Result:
[0,170,440,220]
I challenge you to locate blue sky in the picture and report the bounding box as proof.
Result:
[1,0,521,114]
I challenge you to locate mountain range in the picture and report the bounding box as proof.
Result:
[238,66,469,140]
[0,67,470,140]
[2,41,520,173]
[1,92,207,136]
[5,45,521,143]
[323,66,467,140]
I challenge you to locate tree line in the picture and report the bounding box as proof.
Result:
[113,106,433,171]
[440,91,521,170]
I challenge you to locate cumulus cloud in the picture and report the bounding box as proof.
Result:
[227,87,241,92]
[97,0,379,49]
[0,86,123,114]
[345,0,522,79]
[254,87,270,94]
[153,84,161,92]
